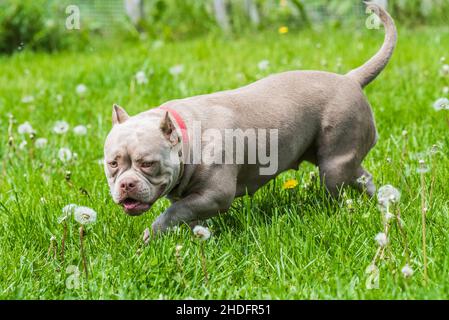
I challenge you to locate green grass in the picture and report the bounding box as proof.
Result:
[1,24,449,299]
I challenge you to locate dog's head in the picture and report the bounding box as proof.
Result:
[103,104,182,216]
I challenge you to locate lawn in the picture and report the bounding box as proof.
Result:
[0,24,449,299]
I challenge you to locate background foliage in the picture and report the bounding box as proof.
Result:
[1,0,449,54]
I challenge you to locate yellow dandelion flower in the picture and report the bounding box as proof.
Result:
[283,179,298,189]
[278,26,289,34]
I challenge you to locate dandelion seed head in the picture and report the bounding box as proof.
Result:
[433,97,449,111]
[441,64,449,76]
[375,232,388,247]
[357,174,368,185]
[74,206,97,225]
[377,185,401,207]
[19,140,27,150]
[258,60,270,71]
[135,70,148,85]
[58,147,72,162]
[18,121,35,135]
[152,40,164,49]
[193,225,211,241]
[417,159,429,174]
[365,264,378,275]
[76,84,87,96]
[443,86,449,95]
[384,212,395,222]
[73,125,87,136]
[21,95,34,104]
[401,264,414,278]
[35,138,48,148]
[53,121,69,134]
[58,204,78,223]
[169,64,184,76]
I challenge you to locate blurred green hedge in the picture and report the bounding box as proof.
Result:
[0,0,94,54]
[1,0,448,55]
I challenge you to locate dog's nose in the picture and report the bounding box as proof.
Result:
[120,179,138,192]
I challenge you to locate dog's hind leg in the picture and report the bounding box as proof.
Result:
[318,154,360,197]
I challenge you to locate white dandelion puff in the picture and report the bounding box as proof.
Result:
[58,147,72,162]
[76,84,87,96]
[346,199,354,210]
[440,64,449,76]
[377,185,401,207]
[152,40,164,49]
[375,232,388,247]
[21,95,34,104]
[56,94,63,103]
[442,86,449,95]
[401,264,414,278]
[135,70,148,85]
[35,138,48,148]
[356,174,369,185]
[19,140,27,150]
[74,206,97,225]
[169,64,184,76]
[18,121,35,135]
[193,225,211,241]
[417,159,429,174]
[365,264,379,290]
[58,203,78,223]
[257,60,270,71]
[384,212,395,222]
[53,121,70,134]
[433,97,449,111]
[73,125,87,136]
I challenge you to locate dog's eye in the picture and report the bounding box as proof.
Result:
[141,161,155,168]
[109,161,118,168]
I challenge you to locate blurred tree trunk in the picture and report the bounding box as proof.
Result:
[213,0,231,32]
[124,0,145,30]
[245,0,260,27]
[290,0,310,27]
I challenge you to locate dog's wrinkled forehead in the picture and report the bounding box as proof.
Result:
[105,117,165,160]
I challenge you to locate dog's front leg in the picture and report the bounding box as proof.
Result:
[151,189,234,234]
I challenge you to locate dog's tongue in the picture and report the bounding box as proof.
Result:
[123,199,141,210]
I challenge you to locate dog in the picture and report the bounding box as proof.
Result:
[104,3,396,233]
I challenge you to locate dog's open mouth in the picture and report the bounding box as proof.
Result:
[120,198,152,216]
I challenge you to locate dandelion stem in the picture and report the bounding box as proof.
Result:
[60,220,67,264]
[79,226,88,280]
[428,154,436,207]
[200,242,208,285]
[420,169,428,284]
[395,207,410,264]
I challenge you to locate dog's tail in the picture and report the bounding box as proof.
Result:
[346,2,397,88]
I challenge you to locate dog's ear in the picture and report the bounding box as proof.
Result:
[160,112,179,146]
[112,104,130,125]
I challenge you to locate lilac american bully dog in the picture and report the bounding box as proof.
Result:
[104,3,396,233]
